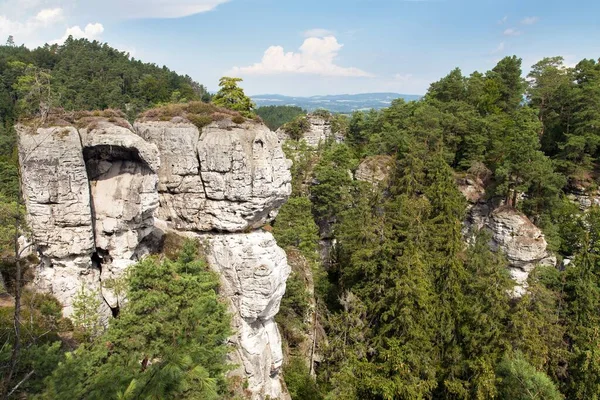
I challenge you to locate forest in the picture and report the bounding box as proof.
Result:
[1,36,600,399]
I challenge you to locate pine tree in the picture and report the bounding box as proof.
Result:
[40,240,231,400]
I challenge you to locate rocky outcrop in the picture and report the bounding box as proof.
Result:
[459,177,556,294]
[355,155,394,186]
[17,124,101,316]
[80,121,160,309]
[139,116,292,399]
[566,183,600,211]
[136,119,291,232]
[18,112,293,399]
[276,114,342,146]
[487,207,556,286]
[203,231,289,398]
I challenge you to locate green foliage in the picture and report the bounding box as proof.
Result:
[71,285,103,343]
[255,105,306,130]
[40,240,231,400]
[283,115,311,140]
[284,357,323,400]
[212,77,255,118]
[273,196,319,256]
[0,290,67,396]
[311,143,357,226]
[496,352,564,400]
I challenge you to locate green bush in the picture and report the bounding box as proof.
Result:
[496,352,564,400]
[283,357,323,400]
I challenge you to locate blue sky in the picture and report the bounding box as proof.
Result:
[1,0,599,96]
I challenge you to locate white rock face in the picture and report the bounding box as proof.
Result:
[134,121,207,230]
[137,120,292,232]
[204,231,290,399]
[459,177,556,292]
[198,121,292,231]
[19,115,293,399]
[81,123,160,308]
[17,125,95,264]
[17,125,101,315]
[487,207,556,284]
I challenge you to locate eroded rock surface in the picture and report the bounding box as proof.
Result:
[17,125,101,315]
[17,125,95,265]
[203,231,290,399]
[81,122,160,308]
[459,178,556,293]
[19,114,293,399]
[137,120,292,232]
[355,155,394,186]
[487,207,556,283]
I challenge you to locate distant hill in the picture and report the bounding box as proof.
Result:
[251,93,422,113]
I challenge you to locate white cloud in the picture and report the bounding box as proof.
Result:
[231,36,373,77]
[35,8,63,25]
[521,16,539,25]
[492,42,505,54]
[72,0,230,19]
[503,28,521,36]
[304,28,335,38]
[53,22,104,44]
[0,7,64,46]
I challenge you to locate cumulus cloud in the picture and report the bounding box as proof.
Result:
[52,23,105,44]
[35,8,63,25]
[521,16,539,25]
[0,7,64,46]
[304,28,335,38]
[231,36,373,77]
[503,28,521,36]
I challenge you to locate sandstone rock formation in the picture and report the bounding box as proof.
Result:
[17,124,101,316]
[136,119,291,232]
[566,182,600,211]
[459,177,556,294]
[80,121,160,309]
[276,114,342,146]
[18,112,293,399]
[355,155,394,186]
[203,231,289,398]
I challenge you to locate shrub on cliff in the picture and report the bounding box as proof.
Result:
[40,240,231,400]
[212,77,255,118]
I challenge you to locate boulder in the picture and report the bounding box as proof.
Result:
[487,207,556,278]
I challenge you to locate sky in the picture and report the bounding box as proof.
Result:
[1,0,599,96]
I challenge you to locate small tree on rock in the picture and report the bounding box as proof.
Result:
[212,77,255,118]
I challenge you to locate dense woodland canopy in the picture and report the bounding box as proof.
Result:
[272,55,600,399]
[2,35,600,399]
